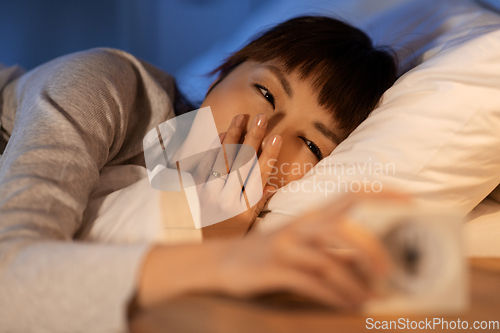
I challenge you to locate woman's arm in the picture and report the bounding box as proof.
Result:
[0,48,173,332]
[133,192,398,311]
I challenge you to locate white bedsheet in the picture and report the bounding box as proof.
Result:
[80,165,202,246]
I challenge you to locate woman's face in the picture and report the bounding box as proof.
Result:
[200,60,345,189]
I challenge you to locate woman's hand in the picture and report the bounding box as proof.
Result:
[192,113,281,240]
[134,191,408,311]
[210,191,401,308]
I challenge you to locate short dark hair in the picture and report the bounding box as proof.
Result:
[208,15,397,137]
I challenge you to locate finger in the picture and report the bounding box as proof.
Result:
[293,190,412,233]
[211,114,246,178]
[224,114,268,198]
[294,211,393,278]
[317,222,392,280]
[278,244,371,304]
[253,186,278,217]
[325,248,361,265]
[229,114,267,176]
[324,222,393,278]
[257,134,281,189]
[203,115,245,194]
[265,269,358,309]
[192,132,226,185]
[281,191,409,277]
[244,113,268,155]
[316,191,410,276]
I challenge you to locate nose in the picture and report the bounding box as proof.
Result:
[262,109,286,143]
[266,112,284,133]
[247,112,285,158]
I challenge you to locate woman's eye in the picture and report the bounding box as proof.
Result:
[299,136,324,160]
[255,84,275,109]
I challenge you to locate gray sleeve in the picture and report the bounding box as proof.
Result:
[0,49,158,333]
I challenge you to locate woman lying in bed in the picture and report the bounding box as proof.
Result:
[0,16,399,332]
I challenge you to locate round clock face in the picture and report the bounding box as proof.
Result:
[382,219,446,294]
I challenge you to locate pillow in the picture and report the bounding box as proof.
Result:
[253,0,500,232]
[80,165,202,245]
[79,165,165,244]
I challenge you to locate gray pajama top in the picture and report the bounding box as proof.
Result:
[0,48,183,332]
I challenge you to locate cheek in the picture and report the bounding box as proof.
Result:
[266,140,317,188]
[201,94,239,134]
[201,84,259,135]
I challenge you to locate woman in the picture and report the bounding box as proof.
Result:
[0,16,398,332]
[174,15,398,238]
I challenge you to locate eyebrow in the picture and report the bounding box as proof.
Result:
[264,65,293,98]
[314,122,341,145]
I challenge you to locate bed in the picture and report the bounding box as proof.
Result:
[77,0,500,257]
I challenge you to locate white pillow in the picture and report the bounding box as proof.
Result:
[254,0,500,232]
[79,165,165,244]
[80,165,203,245]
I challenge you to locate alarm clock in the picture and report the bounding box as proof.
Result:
[346,202,468,315]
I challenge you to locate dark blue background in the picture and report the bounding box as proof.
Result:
[0,0,270,76]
